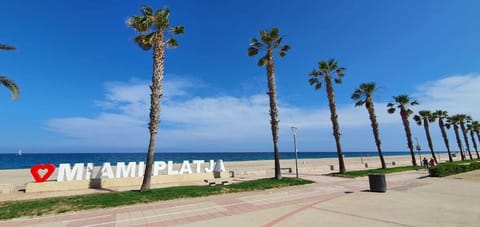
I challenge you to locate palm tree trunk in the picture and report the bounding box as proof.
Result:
[400,109,417,166]
[325,77,345,173]
[266,49,281,180]
[453,125,465,161]
[460,123,473,160]
[423,119,437,163]
[439,119,452,162]
[140,32,165,192]
[469,130,480,159]
[476,132,480,159]
[366,99,385,169]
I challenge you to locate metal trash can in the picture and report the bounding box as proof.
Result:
[368,173,387,192]
[213,160,224,178]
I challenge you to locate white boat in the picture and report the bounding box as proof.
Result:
[18,148,22,156]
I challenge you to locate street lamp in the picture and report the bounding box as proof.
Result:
[291,126,299,178]
[415,137,422,163]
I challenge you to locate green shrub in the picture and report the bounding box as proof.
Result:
[429,161,480,177]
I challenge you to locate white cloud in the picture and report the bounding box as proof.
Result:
[45,74,480,152]
[413,74,480,117]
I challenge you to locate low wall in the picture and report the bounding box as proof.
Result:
[26,172,227,193]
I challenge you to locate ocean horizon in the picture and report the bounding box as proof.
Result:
[0,151,450,170]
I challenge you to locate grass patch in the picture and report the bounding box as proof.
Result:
[0,177,313,220]
[429,160,480,177]
[331,165,423,178]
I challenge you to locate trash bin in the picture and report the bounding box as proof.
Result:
[213,160,224,178]
[368,173,387,192]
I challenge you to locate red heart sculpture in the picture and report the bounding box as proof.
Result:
[30,164,55,183]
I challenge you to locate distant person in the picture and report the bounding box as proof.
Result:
[423,157,428,170]
[429,158,436,167]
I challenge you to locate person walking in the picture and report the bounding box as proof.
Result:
[423,157,429,170]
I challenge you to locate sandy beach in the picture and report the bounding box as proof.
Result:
[0,154,455,201]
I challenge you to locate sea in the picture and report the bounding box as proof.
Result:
[0,151,422,170]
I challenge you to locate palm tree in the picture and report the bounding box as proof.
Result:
[413,110,437,163]
[248,28,290,180]
[351,82,386,169]
[446,115,466,161]
[1,44,19,100]
[387,95,419,166]
[433,110,452,162]
[473,121,480,159]
[457,114,473,160]
[128,5,184,191]
[467,121,480,159]
[309,59,346,173]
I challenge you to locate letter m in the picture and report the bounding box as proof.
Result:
[57,163,84,182]
[116,162,137,178]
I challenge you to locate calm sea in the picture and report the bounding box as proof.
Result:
[0,151,418,170]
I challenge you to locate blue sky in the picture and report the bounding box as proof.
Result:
[1,0,480,154]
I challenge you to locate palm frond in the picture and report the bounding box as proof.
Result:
[0,76,19,100]
[0,44,16,50]
[127,16,152,33]
[280,45,290,52]
[248,47,259,56]
[308,77,319,86]
[278,45,290,58]
[334,78,342,84]
[141,5,154,17]
[406,109,413,116]
[319,61,329,72]
[354,100,365,107]
[166,37,179,48]
[308,69,320,77]
[134,33,156,50]
[413,115,422,125]
[153,8,170,30]
[257,55,268,66]
[170,26,184,35]
[335,67,345,77]
[274,37,282,48]
[351,90,362,100]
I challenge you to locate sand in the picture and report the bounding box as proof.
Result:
[0,154,456,201]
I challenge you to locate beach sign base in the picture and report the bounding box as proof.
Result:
[26,171,229,193]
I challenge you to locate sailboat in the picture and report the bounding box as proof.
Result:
[18,148,22,156]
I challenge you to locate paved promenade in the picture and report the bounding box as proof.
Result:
[2,169,480,226]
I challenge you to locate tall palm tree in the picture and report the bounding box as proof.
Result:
[467,121,480,159]
[457,114,473,160]
[248,28,290,180]
[351,82,386,169]
[413,110,437,163]
[309,59,346,173]
[446,115,466,161]
[473,121,480,159]
[387,95,419,166]
[128,5,184,191]
[433,110,452,162]
[0,43,19,100]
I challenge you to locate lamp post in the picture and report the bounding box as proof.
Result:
[291,126,299,178]
[415,137,422,163]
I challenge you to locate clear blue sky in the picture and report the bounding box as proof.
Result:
[1,0,480,154]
